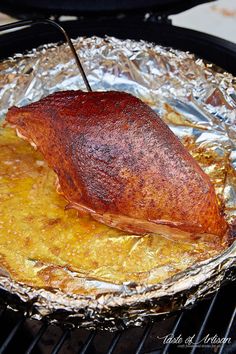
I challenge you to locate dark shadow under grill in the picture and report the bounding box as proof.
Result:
[0,281,235,354]
[0,5,236,354]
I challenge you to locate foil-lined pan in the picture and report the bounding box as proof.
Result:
[0,36,236,330]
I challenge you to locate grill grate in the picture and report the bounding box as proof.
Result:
[0,10,235,354]
[0,281,235,354]
[25,323,48,354]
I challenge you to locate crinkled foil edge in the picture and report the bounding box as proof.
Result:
[0,35,236,330]
[0,240,235,330]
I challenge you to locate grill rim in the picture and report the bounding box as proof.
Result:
[0,9,235,352]
[0,18,235,75]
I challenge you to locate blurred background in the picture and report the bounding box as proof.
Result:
[0,0,235,43]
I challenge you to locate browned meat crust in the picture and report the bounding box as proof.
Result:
[6,90,228,240]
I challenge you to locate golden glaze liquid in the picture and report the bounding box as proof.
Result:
[0,127,228,294]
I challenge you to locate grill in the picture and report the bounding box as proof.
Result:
[0,1,236,353]
[0,280,235,353]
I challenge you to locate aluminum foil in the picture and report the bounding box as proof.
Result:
[0,36,236,330]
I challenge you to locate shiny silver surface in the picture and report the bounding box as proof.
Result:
[0,36,235,330]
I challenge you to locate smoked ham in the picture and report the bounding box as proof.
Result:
[6,90,228,241]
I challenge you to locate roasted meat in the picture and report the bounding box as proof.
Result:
[6,90,228,241]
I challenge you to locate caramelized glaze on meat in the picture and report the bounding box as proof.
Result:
[6,90,228,241]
